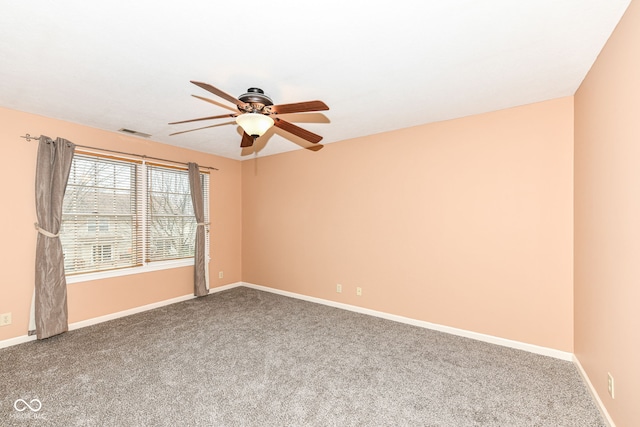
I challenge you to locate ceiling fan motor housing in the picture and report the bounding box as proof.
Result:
[238,88,273,111]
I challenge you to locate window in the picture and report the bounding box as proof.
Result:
[146,164,199,262]
[88,219,109,232]
[92,244,113,263]
[60,153,209,277]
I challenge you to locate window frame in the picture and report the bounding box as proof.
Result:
[63,151,210,284]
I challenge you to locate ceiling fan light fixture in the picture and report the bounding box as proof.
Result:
[170,81,329,149]
[236,113,274,137]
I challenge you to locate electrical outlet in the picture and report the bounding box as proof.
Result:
[356,287,362,296]
[218,271,224,279]
[336,284,342,293]
[608,373,615,399]
[0,312,12,327]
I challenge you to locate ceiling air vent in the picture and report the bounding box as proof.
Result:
[118,128,152,138]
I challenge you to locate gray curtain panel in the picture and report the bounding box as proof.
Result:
[33,136,75,339]
[188,162,208,297]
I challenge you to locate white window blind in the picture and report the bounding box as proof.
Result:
[61,153,209,276]
[61,154,142,274]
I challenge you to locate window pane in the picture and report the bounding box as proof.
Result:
[61,155,141,274]
[146,165,196,262]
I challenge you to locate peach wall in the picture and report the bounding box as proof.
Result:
[242,97,574,351]
[0,106,242,341]
[574,0,640,425]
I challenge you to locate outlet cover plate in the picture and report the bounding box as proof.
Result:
[0,312,12,327]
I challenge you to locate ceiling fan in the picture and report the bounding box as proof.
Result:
[169,81,329,150]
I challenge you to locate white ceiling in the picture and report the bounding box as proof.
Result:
[0,1,631,161]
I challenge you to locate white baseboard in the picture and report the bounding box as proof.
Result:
[68,294,195,331]
[0,333,37,349]
[0,282,243,350]
[241,282,574,361]
[207,282,244,295]
[574,355,615,427]
[2,281,572,362]
[69,282,242,331]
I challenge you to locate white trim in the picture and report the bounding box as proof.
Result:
[68,294,196,331]
[2,281,572,362]
[574,355,616,427]
[69,282,241,330]
[0,333,37,349]
[207,282,243,295]
[241,282,574,361]
[0,282,243,350]
[66,258,195,284]
[204,173,211,291]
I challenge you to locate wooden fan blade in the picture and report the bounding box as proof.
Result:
[191,81,247,109]
[273,118,323,143]
[169,113,237,125]
[240,132,254,148]
[268,100,329,115]
[305,144,324,152]
[169,123,227,136]
[192,95,238,112]
[169,120,235,136]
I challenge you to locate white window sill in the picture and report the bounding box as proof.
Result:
[66,258,194,284]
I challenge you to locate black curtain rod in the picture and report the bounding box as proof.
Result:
[20,134,219,171]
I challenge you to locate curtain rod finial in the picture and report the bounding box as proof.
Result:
[21,134,41,142]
